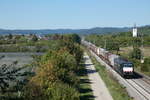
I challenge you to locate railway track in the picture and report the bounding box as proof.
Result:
[132,79,150,94]
[136,71,150,85]
[142,77,150,86]
[125,79,150,100]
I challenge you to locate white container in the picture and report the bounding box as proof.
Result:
[97,48,101,55]
[108,54,119,66]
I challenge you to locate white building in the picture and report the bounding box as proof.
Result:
[133,24,138,37]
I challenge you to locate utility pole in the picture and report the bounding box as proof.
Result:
[94,40,95,45]
[104,39,107,49]
[141,31,144,63]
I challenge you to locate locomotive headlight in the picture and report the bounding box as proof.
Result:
[123,67,133,72]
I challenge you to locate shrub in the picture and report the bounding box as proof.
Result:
[22,82,45,100]
[41,50,79,86]
[141,57,150,72]
[46,82,80,100]
[129,47,141,60]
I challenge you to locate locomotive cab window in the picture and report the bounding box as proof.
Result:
[124,63,133,67]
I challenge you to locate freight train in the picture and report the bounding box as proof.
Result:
[82,40,134,77]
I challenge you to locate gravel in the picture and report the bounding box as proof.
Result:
[84,52,113,100]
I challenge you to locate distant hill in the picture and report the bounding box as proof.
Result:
[0,25,149,35]
[138,25,150,35]
[0,27,130,35]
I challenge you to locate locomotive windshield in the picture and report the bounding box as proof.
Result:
[123,63,133,67]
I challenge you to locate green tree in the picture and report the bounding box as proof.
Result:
[8,34,13,39]
[130,47,142,60]
[141,57,150,72]
[31,35,38,42]
[132,37,141,48]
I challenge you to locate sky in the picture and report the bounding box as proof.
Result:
[0,0,149,29]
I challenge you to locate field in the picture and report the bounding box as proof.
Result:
[119,46,150,58]
[0,52,44,89]
[0,52,43,67]
[0,53,32,67]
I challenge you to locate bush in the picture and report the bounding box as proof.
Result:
[41,50,79,86]
[23,82,45,100]
[141,57,150,72]
[129,47,142,60]
[46,82,79,100]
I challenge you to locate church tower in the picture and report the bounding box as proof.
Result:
[133,24,138,37]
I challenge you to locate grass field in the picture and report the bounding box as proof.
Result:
[0,53,32,67]
[0,52,43,67]
[119,46,150,58]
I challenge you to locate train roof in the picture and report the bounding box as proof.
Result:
[114,57,133,64]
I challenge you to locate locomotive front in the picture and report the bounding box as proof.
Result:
[122,62,134,76]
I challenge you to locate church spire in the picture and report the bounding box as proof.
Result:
[133,24,138,37]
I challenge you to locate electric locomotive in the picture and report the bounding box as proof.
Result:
[114,57,134,77]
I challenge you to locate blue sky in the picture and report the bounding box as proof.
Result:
[0,0,149,29]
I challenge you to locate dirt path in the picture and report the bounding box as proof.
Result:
[84,52,113,100]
